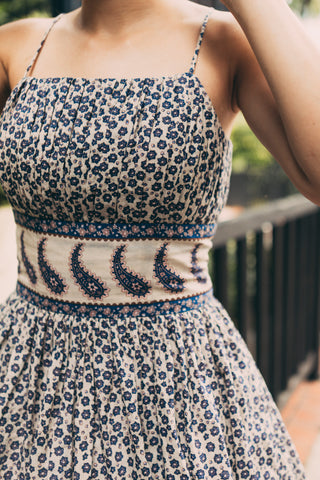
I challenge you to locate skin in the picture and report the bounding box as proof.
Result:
[0,0,319,205]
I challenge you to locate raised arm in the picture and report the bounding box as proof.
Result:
[0,28,11,114]
[222,0,320,205]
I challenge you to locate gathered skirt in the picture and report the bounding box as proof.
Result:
[0,289,306,480]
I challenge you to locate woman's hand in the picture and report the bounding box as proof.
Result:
[218,0,320,205]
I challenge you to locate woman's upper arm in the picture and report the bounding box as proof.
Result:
[234,33,291,165]
[231,23,316,200]
[0,64,10,114]
[0,24,13,114]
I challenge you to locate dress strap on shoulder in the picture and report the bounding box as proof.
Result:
[189,13,210,75]
[24,14,64,78]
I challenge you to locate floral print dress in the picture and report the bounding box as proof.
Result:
[0,13,306,480]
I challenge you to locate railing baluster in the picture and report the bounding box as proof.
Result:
[236,237,248,341]
[283,221,296,384]
[294,218,303,370]
[301,217,309,359]
[310,211,320,378]
[300,218,309,365]
[271,224,285,399]
[213,246,229,312]
[306,215,316,360]
[255,230,271,386]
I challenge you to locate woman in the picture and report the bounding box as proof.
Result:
[0,0,318,477]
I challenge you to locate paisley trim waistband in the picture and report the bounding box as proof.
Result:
[13,211,217,240]
[15,218,213,310]
[16,282,215,318]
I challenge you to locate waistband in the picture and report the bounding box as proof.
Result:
[14,213,214,317]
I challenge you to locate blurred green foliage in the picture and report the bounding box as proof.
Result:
[231,114,272,174]
[0,187,7,205]
[0,0,50,25]
[289,0,320,15]
[230,114,297,205]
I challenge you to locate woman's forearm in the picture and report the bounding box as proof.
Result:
[222,0,320,187]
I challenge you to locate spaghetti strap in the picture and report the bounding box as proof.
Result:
[24,14,64,78]
[189,13,210,75]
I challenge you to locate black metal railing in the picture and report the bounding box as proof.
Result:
[210,194,320,402]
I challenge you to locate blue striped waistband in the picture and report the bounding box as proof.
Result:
[16,283,215,318]
[13,211,217,240]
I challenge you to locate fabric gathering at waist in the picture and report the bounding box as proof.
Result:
[14,211,215,317]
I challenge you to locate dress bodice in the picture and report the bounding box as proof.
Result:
[0,12,232,226]
[0,73,232,224]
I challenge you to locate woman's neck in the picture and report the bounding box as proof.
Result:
[79,0,172,35]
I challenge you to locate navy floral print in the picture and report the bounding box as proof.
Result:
[0,13,306,479]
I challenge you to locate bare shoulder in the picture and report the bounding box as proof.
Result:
[0,17,53,54]
[178,1,249,58]
[0,17,54,86]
